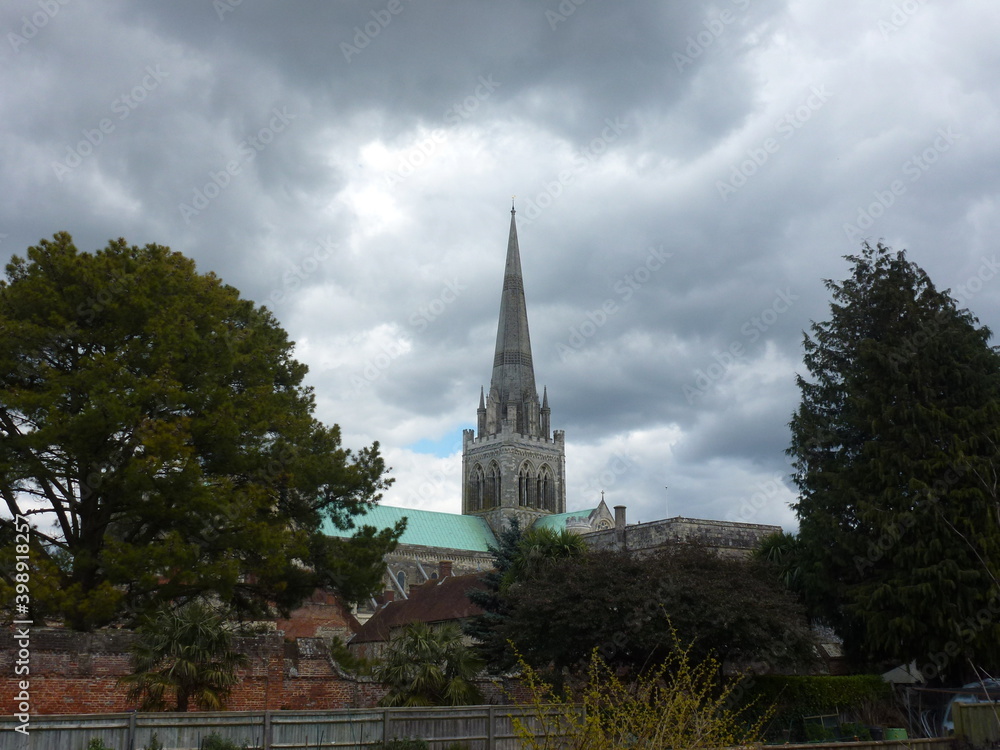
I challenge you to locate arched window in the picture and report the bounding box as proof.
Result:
[518,462,535,507]
[396,570,406,591]
[538,465,555,511]
[471,464,485,511]
[487,462,501,509]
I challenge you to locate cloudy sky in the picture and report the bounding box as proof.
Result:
[2,0,998,531]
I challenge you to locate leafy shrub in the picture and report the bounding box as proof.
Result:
[85,740,114,750]
[372,739,429,750]
[200,732,255,750]
[511,637,772,750]
[839,721,872,740]
[738,674,893,742]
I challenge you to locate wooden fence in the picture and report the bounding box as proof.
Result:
[954,701,1000,748]
[0,704,565,750]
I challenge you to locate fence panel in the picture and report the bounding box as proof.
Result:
[954,701,1000,748]
[0,704,579,750]
[270,710,384,749]
[0,713,130,750]
[133,711,265,750]
[386,706,490,750]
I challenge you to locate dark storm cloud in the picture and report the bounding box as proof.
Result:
[2,0,998,528]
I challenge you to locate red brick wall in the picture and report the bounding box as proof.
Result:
[0,628,387,715]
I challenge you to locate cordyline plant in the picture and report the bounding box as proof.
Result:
[510,635,771,750]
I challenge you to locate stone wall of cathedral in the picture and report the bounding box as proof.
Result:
[585,515,781,557]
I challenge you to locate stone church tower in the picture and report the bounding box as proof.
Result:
[462,205,566,534]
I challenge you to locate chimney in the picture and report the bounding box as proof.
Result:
[439,560,453,578]
[614,505,627,530]
[383,590,395,604]
[614,505,627,552]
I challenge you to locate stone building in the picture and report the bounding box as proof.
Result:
[329,206,781,603]
[461,205,567,535]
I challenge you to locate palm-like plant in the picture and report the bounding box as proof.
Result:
[120,600,248,711]
[500,526,586,592]
[375,622,484,706]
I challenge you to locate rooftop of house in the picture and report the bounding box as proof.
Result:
[350,572,487,644]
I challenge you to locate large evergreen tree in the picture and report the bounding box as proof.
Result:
[789,242,1000,679]
[0,233,401,629]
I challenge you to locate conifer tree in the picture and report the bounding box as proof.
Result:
[0,233,400,629]
[789,242,1000,679]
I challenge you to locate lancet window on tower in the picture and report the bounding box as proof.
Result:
[486,461,501,509]
[518,461,535,507]
[537,464,554,512]
[470,464,485,512]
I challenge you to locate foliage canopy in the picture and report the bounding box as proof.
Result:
[0,233,401,629]
[496,544,816,675]
[788,241,1000,678]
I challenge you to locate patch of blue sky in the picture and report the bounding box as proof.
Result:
[406,427,470,457]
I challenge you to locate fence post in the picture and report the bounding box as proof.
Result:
[487,705,495,750]
[127,711,137,750]
[263,709,272,750]
[383,708,390,744]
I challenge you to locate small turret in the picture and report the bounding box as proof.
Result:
[541,386,551,439]
[477,386,487,438]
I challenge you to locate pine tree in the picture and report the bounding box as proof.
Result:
[789,242,1000,679]
[463,518,522,672]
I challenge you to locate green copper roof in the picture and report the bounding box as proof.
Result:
[532,508,596,531]
[325,505,498,552]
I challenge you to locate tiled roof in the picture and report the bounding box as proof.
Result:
[350,573,487,644]
[531,508,596,531]
[324,505,498,552]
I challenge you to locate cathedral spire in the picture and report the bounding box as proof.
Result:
[462,205,566,524]
[489,204,540,436]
